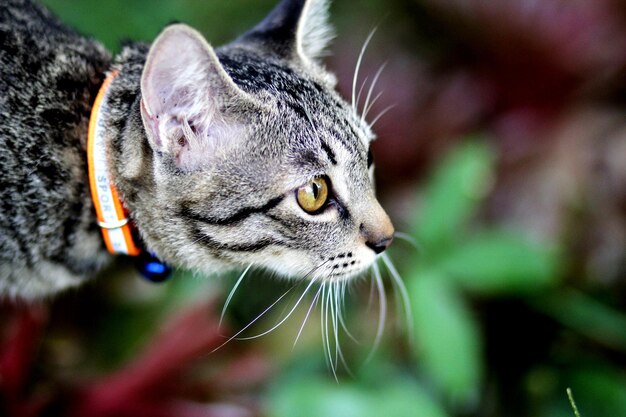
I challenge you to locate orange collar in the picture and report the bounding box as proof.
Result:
[87,71,141,256]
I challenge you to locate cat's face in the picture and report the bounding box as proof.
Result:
[136,0,393,282]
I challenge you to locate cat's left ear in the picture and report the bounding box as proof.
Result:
[140,24,256,170]
[239,0,334,65]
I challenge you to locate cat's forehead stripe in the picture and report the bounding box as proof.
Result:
[319,139,337,165]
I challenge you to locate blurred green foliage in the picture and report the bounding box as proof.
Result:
[406,139,560,408]
[42,0,276,51]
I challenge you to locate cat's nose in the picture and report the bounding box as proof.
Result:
[360,202,395,254]
[365,236,393,254]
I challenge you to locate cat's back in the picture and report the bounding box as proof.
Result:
[0,0,113,298]
[0,0,111,110]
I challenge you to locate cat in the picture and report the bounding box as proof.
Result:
[0,0,394,300]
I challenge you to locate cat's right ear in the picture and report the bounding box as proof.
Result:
[238,0,334,66]
[140,24,254,170]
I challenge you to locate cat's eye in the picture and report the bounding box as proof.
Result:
[296,177,329,214]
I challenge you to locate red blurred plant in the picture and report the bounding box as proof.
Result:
[0,304,48,417]
[0,299,270,417]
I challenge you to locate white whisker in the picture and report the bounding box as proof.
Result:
[320,284,329,366]
[328,281,339,366]
[333,281,353,375]
[362,91,383,123]
[352,27,378,112]
[293,284,323,348]
[368,104,396,128]
[338,308,359,344]
[355,75,369,112]
[367,269,376,309]
[320,283,336,379]
[326,283,338,380]
[381,253,414,341]
[236,276,318,340]
[211,287,293,353]
[362,62,387,122]
[394,231,422,252]
[219,264,252,328]
[366,263,387,363]
[337,281,359,344]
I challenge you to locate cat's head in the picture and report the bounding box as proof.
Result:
[135,0,393,282]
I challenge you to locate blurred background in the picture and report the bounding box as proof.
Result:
[2,0,625,416]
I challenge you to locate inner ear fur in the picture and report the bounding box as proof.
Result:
[139,24,256,169]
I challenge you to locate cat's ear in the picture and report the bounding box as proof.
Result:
[239,0,334,64]
[140,24,253,170]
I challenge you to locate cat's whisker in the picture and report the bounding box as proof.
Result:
[351,27,378,112]
[328,281,338,369]
[366,262,387,363]
[333,281,353,375]
[236,275,318,340]
[324,281,339,380]
[320,283,335,378]
[338,305,359,344]
[232,259,329,340]
[361,62,387,122]
[368,103,396,128]
[355,75,369,113]
[329,282,338,367]
[293,283,323,348]
[367,269,377,309]
[341,280,348,308]
[319,283,327,365]
[337,280,359,344]
[211,287,294,353]
[362,91,383,123]
[325,283,338,379]
[219,264,252,328]
[381,253,414,342]
[394,231,422,253]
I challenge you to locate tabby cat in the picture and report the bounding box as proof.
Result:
[0,0,394,299]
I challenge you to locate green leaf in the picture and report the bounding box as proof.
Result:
[269,377,373,417]
[409,269,482,403]
[535,290,626,351]
[370,381,450,417]
[269,374,450,417]
[412,140,494,253]
[437,231,560,295]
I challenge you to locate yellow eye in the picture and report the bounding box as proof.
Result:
[297,177,329,213]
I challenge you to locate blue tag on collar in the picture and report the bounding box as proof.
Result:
[135,252,173,283]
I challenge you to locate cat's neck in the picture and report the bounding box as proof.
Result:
[100,44,153,215]
[96,43,166,256]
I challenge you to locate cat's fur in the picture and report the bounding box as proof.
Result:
[0,0,394,299]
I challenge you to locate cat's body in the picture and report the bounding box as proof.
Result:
[0,0,112,297]
[0,0,394,300]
